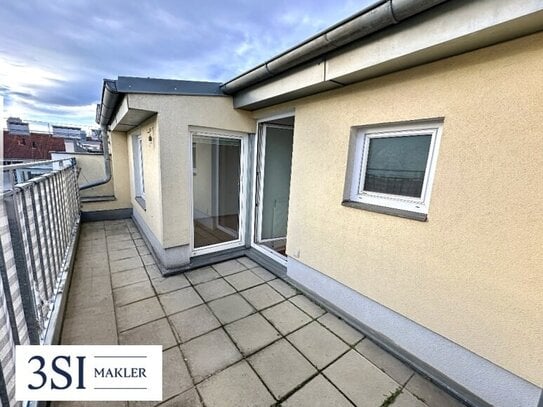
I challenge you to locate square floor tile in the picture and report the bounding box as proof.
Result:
[283,375,352,407]
[169,304,221,343]
[159,287,203,315]
[119,318,177,349]
[160,388,202,407]
[113,280,155,307]
[211,260,246,276]
[181,329,242,383]
[393,391,427,407]
[249,339,317,400]
[111,267,148,289]
[195,279,235,301]
[290,295,325,318]
[152,274,190,294]
[110,256,143,273]
[109,247,139,262]
[236,257,259,269]
[262,301,311,335]
[116,297,164,332]
[318,313,364,345]
[405,374,465,407]
[323,350,400,406]
[185,267,221,285]
[355,339,414,385]
[240,284,284,310]
[250,266,276,282]
[225,270,264,291]
[287,321,349,369]
[162,346,194,400]
[225,313,281,356]
[198,361,274,407]
[268,279,297,298]
[208,294,254,324]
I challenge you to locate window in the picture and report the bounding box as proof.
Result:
[133,134,145,204]
[344,120,442,219]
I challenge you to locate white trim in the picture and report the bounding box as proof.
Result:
[348,121,443,215]
[132,133,146,201]
[249,112,294,266]
[287,257,542,407]
[190,131,248,257]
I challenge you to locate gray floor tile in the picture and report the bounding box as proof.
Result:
[134,238,146,247]
[194,278,236,301]
[160,388,202,407]
[198,361,274,407]
[283,375,352,407]
[225,270,264,291]
[405,374,465,407]
[113,280,155,307]
[145,264,163,280]
[117,297,165,332]
[288,321,349,369]
[185,266,221,285]
[119,318,177,349]
[181,329,242,383]
[394,391,428,407]
[262,301,311,335]
[268,279,297,298]
[225,313,281,356]
[208,294,254,324]
[111,267,149,289]
[236,257,259,269]
[250,266,276,282]
[290,295,326,318]
[136,245,151,256]
[159,287,203,315]
[240,284,284,310]
[318,313,364,345]
[110,255,144,273]
[141,254,155,266]
[323,350,400,406]
[109,247,139,262]
[108,239,136,251]
[169,304,221,343]
[249,339,317,400]
[161,346,194,402]
[211,259,246,276]
[355,339,414,385]
[152,274,190,294]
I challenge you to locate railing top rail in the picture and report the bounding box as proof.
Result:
[1,158,75,171]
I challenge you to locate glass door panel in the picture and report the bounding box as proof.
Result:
[192,135,243,251]
[255,124,293,256]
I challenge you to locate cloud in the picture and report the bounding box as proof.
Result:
[0,0,372,126]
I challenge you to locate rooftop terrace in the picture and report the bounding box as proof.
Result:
[53,219,465,407]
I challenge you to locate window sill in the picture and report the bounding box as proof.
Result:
[135,196,146,210]
[341,200,427,222]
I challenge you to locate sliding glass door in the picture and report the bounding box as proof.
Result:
[192,133,246,254]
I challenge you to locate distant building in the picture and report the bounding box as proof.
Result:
[6,117,30,136]
[2,130,66,162]
[52,125,86,141]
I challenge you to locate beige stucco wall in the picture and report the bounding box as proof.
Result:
[81,131,132,212]
[127,94,255,247]
[256,32,542,385]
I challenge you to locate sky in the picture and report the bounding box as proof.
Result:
[0,0,374,128]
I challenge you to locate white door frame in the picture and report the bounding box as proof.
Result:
[190,130,249,257]
[250,113,295,266]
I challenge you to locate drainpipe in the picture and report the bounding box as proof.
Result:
[79,80,119,190]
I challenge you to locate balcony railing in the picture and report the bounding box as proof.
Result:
[0,159,80,406]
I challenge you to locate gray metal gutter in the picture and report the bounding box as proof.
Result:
[220,0,448,94]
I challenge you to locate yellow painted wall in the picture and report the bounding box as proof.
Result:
[127,94,255,247]
[257,33,543,386]
[81,131,131,212]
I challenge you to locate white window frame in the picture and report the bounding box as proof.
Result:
[348,120,443,215]
[133,134,145,200]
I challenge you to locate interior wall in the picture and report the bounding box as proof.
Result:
[255,32,543,386]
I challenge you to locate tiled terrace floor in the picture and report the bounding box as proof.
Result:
[57,220,465,407]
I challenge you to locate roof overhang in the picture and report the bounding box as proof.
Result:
[224,0,543,110]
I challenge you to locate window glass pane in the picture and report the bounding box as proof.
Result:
[193,136,241,249]
[363,134,431,198]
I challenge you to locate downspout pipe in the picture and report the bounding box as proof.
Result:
[220,0,447,94]
[80,80,120,190]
